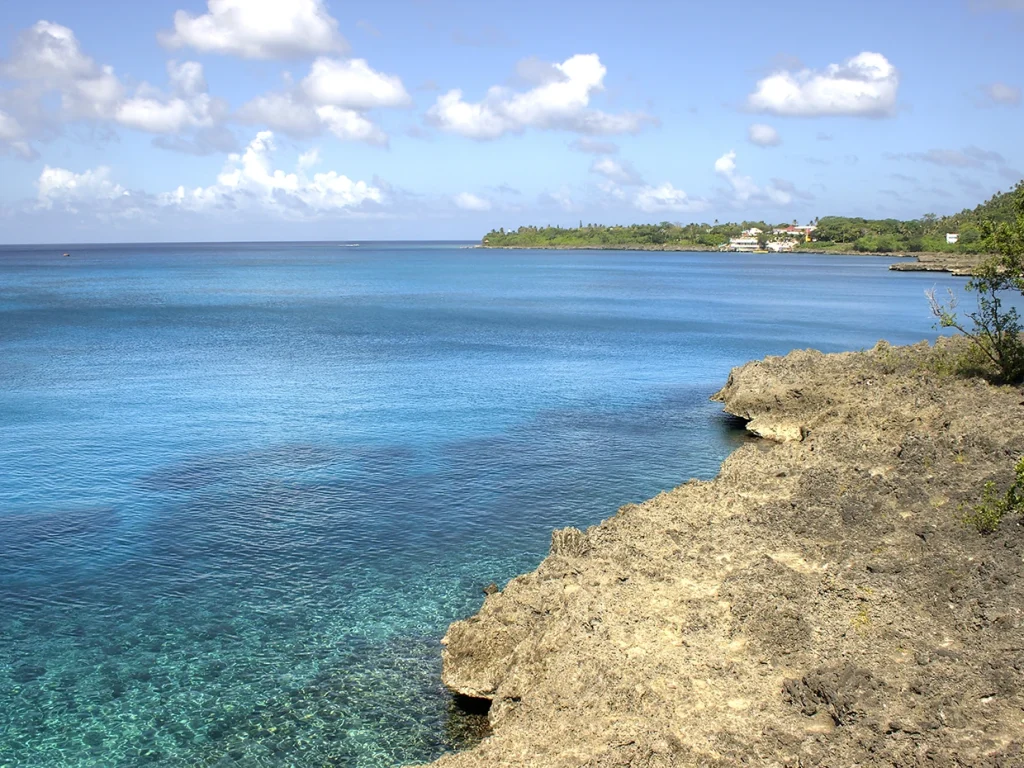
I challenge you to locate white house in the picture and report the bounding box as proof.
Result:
[767,240,796,252]
[742,227,763,237]
[946,233,959,244]
[726,236,760,252]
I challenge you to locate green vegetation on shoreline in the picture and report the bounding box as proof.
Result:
[482,186,1021,255]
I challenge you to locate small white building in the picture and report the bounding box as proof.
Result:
[726,236,760,252]
[742,227,763,237]
[767,240,796,252]
[946,233,959,244]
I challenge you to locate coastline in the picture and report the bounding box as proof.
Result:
[478,244,986,274]
[417,339,1024,767]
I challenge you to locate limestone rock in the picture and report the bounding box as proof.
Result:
[416,339,1024,767]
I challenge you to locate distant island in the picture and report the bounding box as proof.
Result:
[481,187,1019,257]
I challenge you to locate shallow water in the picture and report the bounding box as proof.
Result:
[0,243,968,766]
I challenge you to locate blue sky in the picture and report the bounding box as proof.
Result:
[1,0,1022,243]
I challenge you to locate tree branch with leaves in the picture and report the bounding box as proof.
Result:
[927,181,1024,384]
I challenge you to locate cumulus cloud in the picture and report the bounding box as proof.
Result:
[715,150,794,206]
[2,20,99,82]
[163,131,383,215]
[0,21,234,155]
[747,52,899,117]
[590,157,643,186]
[116,61,225,134]
[634,183,706,213]
[239,57,408,145]
[426,54,653,139]
[0,110,24,141]
[1,21,125,124]
[0,109,36,158]
[36,165,128,210]
[301,58,411,109]
[160,0,347,59]
[315,105,389,144]
[26,132,383,222]
[237,91,321,137]
[748,123,781,147]
[980,82,1021,106]
[453,192,492,211]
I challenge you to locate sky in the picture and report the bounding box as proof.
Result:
[0,0,1022,243]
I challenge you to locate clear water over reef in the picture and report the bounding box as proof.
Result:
[0,243,968,766]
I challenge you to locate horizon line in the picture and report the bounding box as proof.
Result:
[0,239,482,248]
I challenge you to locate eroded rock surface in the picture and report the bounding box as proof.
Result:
[417,341,1024,767]
[889,252,986,276]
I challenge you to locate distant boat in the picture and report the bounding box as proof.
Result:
[62,252,70,257]
[339,243,359,247]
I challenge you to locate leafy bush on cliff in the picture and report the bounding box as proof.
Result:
[928,181,1024,384]
[963,457,1024,534]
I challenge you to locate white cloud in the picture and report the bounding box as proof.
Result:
[748,123,781,147]
[1,21,125,123]
[634,182,707,213]
[315,106,388,144]
[0,109,36,158]
[37,165,128,209]
[162,131,383,215]
[0,22,233,153]
[453,192,492,211]
[427,54,652,139]
[297,148,321,169]
[0,110,24,141]
[160,0,346,59]
[747,52,899,117]
[237,91,323,137]
[715,150,793,206]
[981,82,1021,106]
[115,61,223,134]
[2,20,97,82]
[240,57,407,145]
[239,94,387,145]
[302,58,411,109]
[590,157,643,185]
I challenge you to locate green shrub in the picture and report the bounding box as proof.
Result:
[962,457,1024,534]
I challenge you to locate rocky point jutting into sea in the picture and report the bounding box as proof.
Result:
[417,339,1024,767]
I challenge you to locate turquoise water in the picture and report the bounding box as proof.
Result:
[0,243,968,766]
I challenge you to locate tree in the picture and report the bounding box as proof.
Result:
[928,181,1024,384]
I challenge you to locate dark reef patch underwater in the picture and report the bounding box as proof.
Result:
[0,242,971,766]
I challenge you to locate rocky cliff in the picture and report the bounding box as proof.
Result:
[418,340,1024,767]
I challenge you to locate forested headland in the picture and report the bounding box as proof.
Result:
[481,184,1022,254]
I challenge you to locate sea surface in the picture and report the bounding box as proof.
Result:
[0,242,971,766]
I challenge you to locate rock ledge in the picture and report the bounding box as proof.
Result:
[418,340,1024,767]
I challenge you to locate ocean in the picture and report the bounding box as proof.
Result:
[0,242,969,766]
